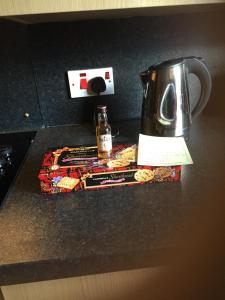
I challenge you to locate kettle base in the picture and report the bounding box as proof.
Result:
[141,126,190,141]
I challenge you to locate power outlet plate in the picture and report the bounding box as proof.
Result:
[67,67,114,98]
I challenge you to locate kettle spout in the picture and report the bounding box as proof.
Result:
[140,70,149,88]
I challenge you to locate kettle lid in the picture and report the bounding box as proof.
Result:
[149,57,185,70]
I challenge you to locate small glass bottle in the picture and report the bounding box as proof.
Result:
[96,105,112,159]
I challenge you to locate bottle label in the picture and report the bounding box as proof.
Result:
[98,134,112,152]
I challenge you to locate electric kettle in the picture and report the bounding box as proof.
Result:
[140,57,212,139]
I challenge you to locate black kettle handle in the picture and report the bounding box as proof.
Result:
[185,57,212,118]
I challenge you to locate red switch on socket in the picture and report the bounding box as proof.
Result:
[80,78,88,89]
[105,71,110,80]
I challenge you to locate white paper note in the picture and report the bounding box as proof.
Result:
[137,134,193,166]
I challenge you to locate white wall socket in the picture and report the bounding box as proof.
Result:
[67,67,114,98]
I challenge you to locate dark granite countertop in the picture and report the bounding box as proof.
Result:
[0,117,225,286]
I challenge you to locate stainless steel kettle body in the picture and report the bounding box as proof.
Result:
[140,57,212,139]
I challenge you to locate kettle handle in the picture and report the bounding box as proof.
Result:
[185,57,212,118]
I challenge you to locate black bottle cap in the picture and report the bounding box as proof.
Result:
[97,105,107,112]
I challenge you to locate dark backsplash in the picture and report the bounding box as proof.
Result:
[1,11,225,132]
[0,20,43,132]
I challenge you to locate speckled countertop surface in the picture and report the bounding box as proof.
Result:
[0,117,224,286]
